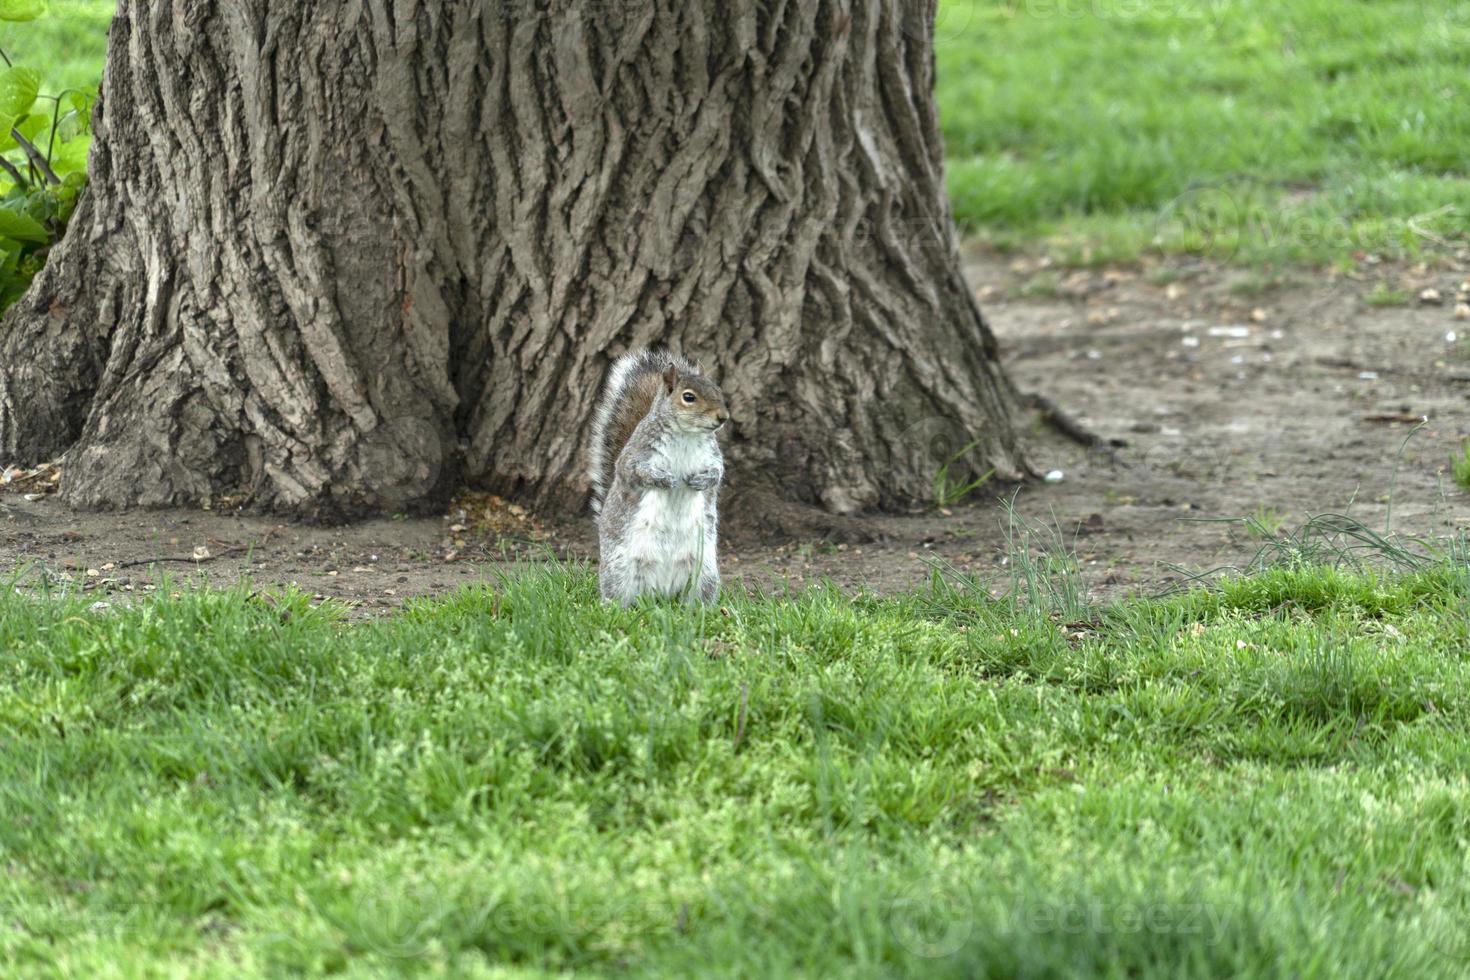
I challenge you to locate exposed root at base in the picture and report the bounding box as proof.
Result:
[1023,392,1126,457]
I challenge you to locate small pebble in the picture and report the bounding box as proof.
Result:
[1454,304,1470,320]
[1044,470,1065,483]
[1419,287,1443,305]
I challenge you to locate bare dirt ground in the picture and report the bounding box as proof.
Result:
[5,252,1469,613]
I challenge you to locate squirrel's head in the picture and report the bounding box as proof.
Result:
[662,364,729,434]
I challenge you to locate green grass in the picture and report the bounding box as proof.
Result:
[4,559,1470,976]
[931,0,1470,265]
[1365,283,1413,307]
[1245,505,1287,539]
[1452,441,1470,491]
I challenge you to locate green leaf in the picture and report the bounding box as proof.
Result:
[0,67,40,119]
[0,272,32,309]
[14,112,42,140]
[0,0,48,22]
[50,134,89,174]
[67,87,96,120]
[0,111,43,154]
[0,206,48,243]
[56,111,79,143]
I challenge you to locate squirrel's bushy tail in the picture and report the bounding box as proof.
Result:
[587,349,700,513]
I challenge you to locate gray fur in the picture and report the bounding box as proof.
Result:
[587,349,702,515]
[589,351,728,605]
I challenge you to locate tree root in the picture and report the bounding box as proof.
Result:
[115,546,248,569]
[1023,392,1126,457]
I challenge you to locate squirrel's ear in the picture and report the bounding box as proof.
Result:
[663,364,677,393]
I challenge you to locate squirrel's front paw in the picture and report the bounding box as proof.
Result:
[685,470,722,491]
[632,463,677,488]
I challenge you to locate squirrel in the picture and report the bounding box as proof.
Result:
[587,350,729,606]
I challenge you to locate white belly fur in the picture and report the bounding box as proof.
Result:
[629,487,709,596]
[626,431,718,599]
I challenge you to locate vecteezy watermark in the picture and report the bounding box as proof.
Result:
[345,887,455,960]
[892,412,1253,492]
[846,216,962,270]
[887,876,976,958]
[886,879,1228,960]
[1153,177,1466,260]
[1008,898,1226,942]
[1137,441,1234,483]
[1424,884,1470,967]
[899,415,984,471]
[1153,183,1246,261]
[1430,918,1470,967]
[899,1,980,45]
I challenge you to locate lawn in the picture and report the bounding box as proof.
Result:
[5,5,1470,975]
[3,556,1469,976]
[18,0,1470,266]
[935,0,1470,264]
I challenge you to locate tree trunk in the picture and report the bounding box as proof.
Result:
[0,0,1024,520]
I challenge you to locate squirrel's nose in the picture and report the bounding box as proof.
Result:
[715,410,729,426]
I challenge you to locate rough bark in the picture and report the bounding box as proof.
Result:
[0,0,1024,519]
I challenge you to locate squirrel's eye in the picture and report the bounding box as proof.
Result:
[681,390,697,404]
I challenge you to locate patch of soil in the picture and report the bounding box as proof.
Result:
[5,254,1468,612]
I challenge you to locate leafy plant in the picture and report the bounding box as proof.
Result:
[1363,283,1410,308]
[931,438,993,507]
[1245,505,1287,540]
[0,0,94,312]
